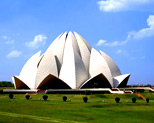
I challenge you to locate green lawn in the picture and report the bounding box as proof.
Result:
[0,93,154,123]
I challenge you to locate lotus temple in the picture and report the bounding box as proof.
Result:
[12,31,130,92]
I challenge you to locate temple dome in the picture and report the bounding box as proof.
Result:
[12,32,130,89]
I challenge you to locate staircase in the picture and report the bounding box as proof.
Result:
[37,90,46,94]
[124,91,133,94]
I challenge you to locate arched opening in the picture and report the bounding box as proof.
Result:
[37,74,71,89]
[80,73,112,89]
[117,75,130,88]
[13,76,30,89]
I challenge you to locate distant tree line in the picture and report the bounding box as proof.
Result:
[127,84,153,88]
[0,81,14,87]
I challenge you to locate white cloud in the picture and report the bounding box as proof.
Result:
[132,15,154,39]
[6,50,22,58]
[2,35,15,44]
[115,49,122,54]
[5,40,15,44]
[96,15,154,47]
[96,39,106,46]
[130,57,137,60]
[98,0,153,12]
[2,35,8,40]
[130,56,146,60]
[147,15,154,27]
[25,34,47,49]
[141,56,145,59]
[97,34,130,46]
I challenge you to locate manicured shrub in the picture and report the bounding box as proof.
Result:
[43,95,48,101]
[83,97,88,102]
[115,97,120,103]
[63,96,67,102]
[85,90,90,95]
[0,90,3,94]
[25,95,30,100]
[9,94,13,99]
[146,98,149,103]
[132,98,136,103]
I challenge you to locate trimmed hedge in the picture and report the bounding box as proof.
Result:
[63,96,67,102]
[115,97,120,103]
[146,98,149,103]
[43,95,48,101]
[83,97,88,102]
[9,94,13,99]
[85,90,90,95]
[132,98,136,103]
[25,95,30,100]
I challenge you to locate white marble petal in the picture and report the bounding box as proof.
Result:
[47,32,67,75]
[74,32,91,78]
[100,51,121,77]
[35,49,58,89]
[89,48,113,87]
[18,51,41,89]
[59,32,88,89]
[113,74,130,88]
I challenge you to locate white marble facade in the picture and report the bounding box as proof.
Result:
[12,32,130,89]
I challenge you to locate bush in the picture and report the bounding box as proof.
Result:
[0,90,3,94]
[43,95,48,101]
[132,98,136,103]
[115,97,120,103]
[25,95,30,100]
[0,81,14,87]
[9,94,13,99]
[146,98,149,103]
[63,96,67,102]
[83,97,88,102]
[85,90,90,95]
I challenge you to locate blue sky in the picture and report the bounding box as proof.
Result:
[0,0,154,85]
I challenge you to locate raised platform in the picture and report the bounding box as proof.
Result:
[119,87,154,92]
[1,88,125,94]
[46,88,125,94]
[2,87,153,94]
[2,89,37,94]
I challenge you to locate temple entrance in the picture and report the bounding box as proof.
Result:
[80,73,112,89]
[37,74,71,89]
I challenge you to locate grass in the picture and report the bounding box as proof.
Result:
[0,93,154,123]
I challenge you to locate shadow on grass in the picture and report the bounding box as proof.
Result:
[89,103,123,108]
[90,105,106,108]
[31,100,51,102]
[95,95,107,98]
